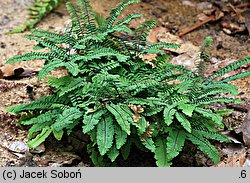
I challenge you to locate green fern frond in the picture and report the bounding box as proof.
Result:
[38,59,66,80]
[142,138,155,152]
[106,103,132,135]
[166,128,186,160]
[105,0,140,29]
[163,104,177,126]
[76,47,129,62]
[47,75,74,89]
[170,95,189,105]
[201,83,238,96]
[52,127,64,140]
[66,1,85,37]
[6,94,68,114]
[21,110,59,125]
[176,79,194,94]
[24,35,67,53]
[175,112,192,133]
[196,89,233,100]
[115,125,128,149]
[154,136,172,167]
[6,52,50,63]
[194,108,223,128]
[143,106,164,116]
[5,0,250,167]
[30,29,65,43]
[82,109,106,133]
[211,56,250,79]
[186,131,220,164]
[177,103,196,117]
[193,129,230,143]
[97,115,115,155]
[59,77,85,96]
[220,71,250,83]
[135,20,157,41]
[133,116,147,134]
[133,20,157,53]
[65,61,79,75]
[52,107,82,131]
[79,0,97,35]
[116,13,142,27]
[90,61,121,72]
[194,36,213,77]
[107,144,119,162]
[69,93,84,107]
[28,126,52,149]
[194,97,242,105]
[142,42,180,55]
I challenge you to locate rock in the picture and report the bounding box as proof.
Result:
[210,57,219,64]
[8,141,29,153]
[196,2,213,11]
[223,28,232,35]
[182,1,196,7]
[170,52,198,71]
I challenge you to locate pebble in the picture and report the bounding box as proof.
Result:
[182,1,196,7]
[196,2,213,10]
[223,28,232,35]
[210,57,218,64]
[8,141,29,153]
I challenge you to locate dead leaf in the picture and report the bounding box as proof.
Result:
[0,64,37,80]
[215,10,225,20]
[221,21,246,34]
[215,151,246,167]
[147,26,169,43]
[128,104,144,123]
[132,113,141,123]
[1,65,15,77]
[128,104,144,113]
[141,121,153,140]
[170,52,197,70]
[214,144,246,167]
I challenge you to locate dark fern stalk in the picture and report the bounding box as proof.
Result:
[5,0,250,166]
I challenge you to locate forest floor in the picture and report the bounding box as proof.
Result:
[0,0,250,167]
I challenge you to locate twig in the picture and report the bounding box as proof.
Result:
[229,3,244,20]
[235,4,250,9]
[178,16,215,36]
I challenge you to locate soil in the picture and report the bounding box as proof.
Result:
[0,0,249,167]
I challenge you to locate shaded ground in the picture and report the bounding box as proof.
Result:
[0,0,250,167]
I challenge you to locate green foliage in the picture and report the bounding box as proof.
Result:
[5,0,250,166]
[7,0,63,34]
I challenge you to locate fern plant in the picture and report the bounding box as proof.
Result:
[5,0,250,166]
[8,0,64,34]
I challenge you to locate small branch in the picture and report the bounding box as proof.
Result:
[178,16,215,37]
[235,3,250,9]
